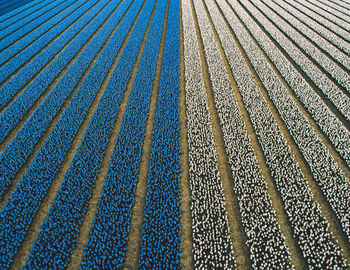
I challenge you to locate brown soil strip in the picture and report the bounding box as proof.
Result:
[206,1,307,268]
[179,1,194,268]
[0,0,129,207]
[122,1,168,268]
[0,0,91,89]
[190,0,251,268]
[224,0,350,178]
[67,0,152,268]
[9,5,135,267]
[218,0,350,263]
[0,0,118,152]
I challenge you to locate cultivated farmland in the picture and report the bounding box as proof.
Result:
[0,0,349,268]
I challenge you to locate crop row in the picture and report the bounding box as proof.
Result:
[290,0,350,40]
[0,0,97,111]
[0,0,129,200]
[182,0,236,268]
[303,0,350,30]
[221,0,350,242]
[0,0,90,84]
[24,0,150,268]
[0,0,47,28]
[0,0,36,16]
[138,0,181,267]
[271,0,350,56]
[0,0,81,60]
[0,0,113,144]
[214,0,347,268]
[314,0,350,14]
[0,0,139,267]
[194,0,294,268]
[308,0,350,21]
[80,0,170,268]
[0,0,63,42]
[261,0,350,81]
[244,0,350,122]
[0,0,44,24]
[231,0,350,167]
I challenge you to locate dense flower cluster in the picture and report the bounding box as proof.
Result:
[195,0,293,268]
[289,0,349,47]
[273,0,350,55]
[243,0,350,122]
[0,0,113,144]
[182,0,236,268]
[220,0,348,267]
[0,0,92,84]
[0,0,66,41]
[24,0,147,268]
[0,0,38,17]
[0,1,132,267]
[260,0,349,88]
[81,0,169,268]
[225,0,350,241]
[138,0,181,267]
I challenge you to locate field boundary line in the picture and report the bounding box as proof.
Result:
[0,0,116,152]
[223,0,350,180]
[206,0,306,268]
[9,2,136,267]
[190,0,252,268]
[223,0,350,262]
[66,0,152,268]
[179,0,194,268]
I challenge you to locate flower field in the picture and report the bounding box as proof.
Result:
[0,0,349,268]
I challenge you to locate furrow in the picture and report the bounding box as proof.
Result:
[182,0,238,268]
[213,0,348,267]
[228,0,350,167]
[0,0,53,33]
[240,0,350,124]
[66,3,147,268]
[305,0,350,25]
[0,0,89,86]
[137,0,181,266]
[0,0,138,268]
[260,0,350,83]
[196,0,299,268]
[292,0,350,38]
[0,0,130,210]
[0,0,45,25]
[0,0,80,56]
[178,1,194,267]
[271,0,350,59]
[22,1,148,267]
[78,0,166,268]
[217,0,350,257]
[0,0,117,151]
